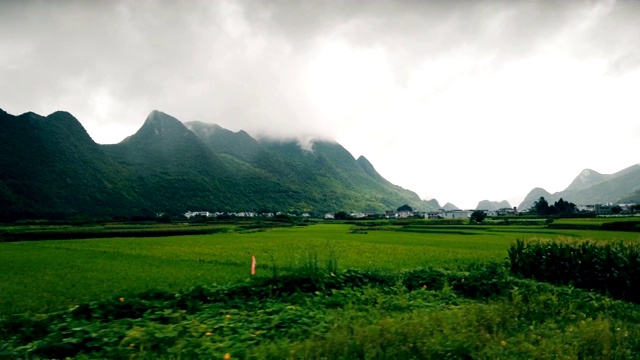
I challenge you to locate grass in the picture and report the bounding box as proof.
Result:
[3,223,640,318]
[3,264,640,359]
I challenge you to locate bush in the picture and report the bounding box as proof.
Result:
[402,267,447,291]
[450,262,513,299]
[600,221,640,232]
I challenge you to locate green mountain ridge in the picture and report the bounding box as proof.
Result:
[0,109,142,220]
[0,109,438,220]
[186,121,439,213]
[518,165,640,210]
[101,111,241,212]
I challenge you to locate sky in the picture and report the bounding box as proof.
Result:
[1,0,639,210]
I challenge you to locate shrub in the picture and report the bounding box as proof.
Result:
[402,267,447,291]
[450,262,513,299]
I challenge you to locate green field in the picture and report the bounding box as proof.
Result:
[4,221,640,359]
[551,216,640,225]
[3,222,640,317]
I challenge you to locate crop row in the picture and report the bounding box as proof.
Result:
[508,238,640,302]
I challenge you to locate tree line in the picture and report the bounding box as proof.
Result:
[531,197,576,215]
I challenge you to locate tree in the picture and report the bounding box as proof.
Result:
[553,198,576,215]
[157,213,172,223]
[533,197,550,215]
[334,211,349,220]
[532,196,577,216]
[611,206,622,214]
[397,204,413,212]
[470,210,486,223]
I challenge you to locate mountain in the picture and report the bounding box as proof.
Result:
[187,121,439,212]
[566,165,640,205]
[475,200,512,211]
[423,198,441,209]
[564,169,607,192]
[184,121,262,163]
[0,108,437,219]
[356,156,439,212]
[356,156,386,183]
[442,202,460,211]
[101,111,248,212]
[619,191,640,204]
[0,109,140,219]
[518,165,640,210]
[518,188,553,211]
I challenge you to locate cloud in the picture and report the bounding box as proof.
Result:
[1,0,640,208]
[606,52,640,77]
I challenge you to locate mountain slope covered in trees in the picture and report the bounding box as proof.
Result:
[0,109,437,219]
[0,109,141,219]
[186,121,438,213]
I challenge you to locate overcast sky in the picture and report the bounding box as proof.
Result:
[2,0,639,209]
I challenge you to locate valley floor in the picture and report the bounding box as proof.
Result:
[2,221,640,358]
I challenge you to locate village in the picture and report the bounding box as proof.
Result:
[183,203,638,220]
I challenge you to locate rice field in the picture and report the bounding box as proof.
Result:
[2,222,640,317]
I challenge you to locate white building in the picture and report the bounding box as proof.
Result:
[184,211,212,219]
[443,210,473,219]
[426,211,444,219]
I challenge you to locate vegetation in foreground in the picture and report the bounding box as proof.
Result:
[2,263,640,359]
[4,222,640,358]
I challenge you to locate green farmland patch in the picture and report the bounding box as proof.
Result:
[4,222,640,358]
[552,217,640,226]
[2,223,640,317]
[548,216,640,232]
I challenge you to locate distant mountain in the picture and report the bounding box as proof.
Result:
[564,169,607,192]
[0,108,438,219]
[475,200,511,211]
[442,202,460,211]
[422,198,441,209]
[518,165,640,210]
[518,188,553,210]
[566,165,640,205]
